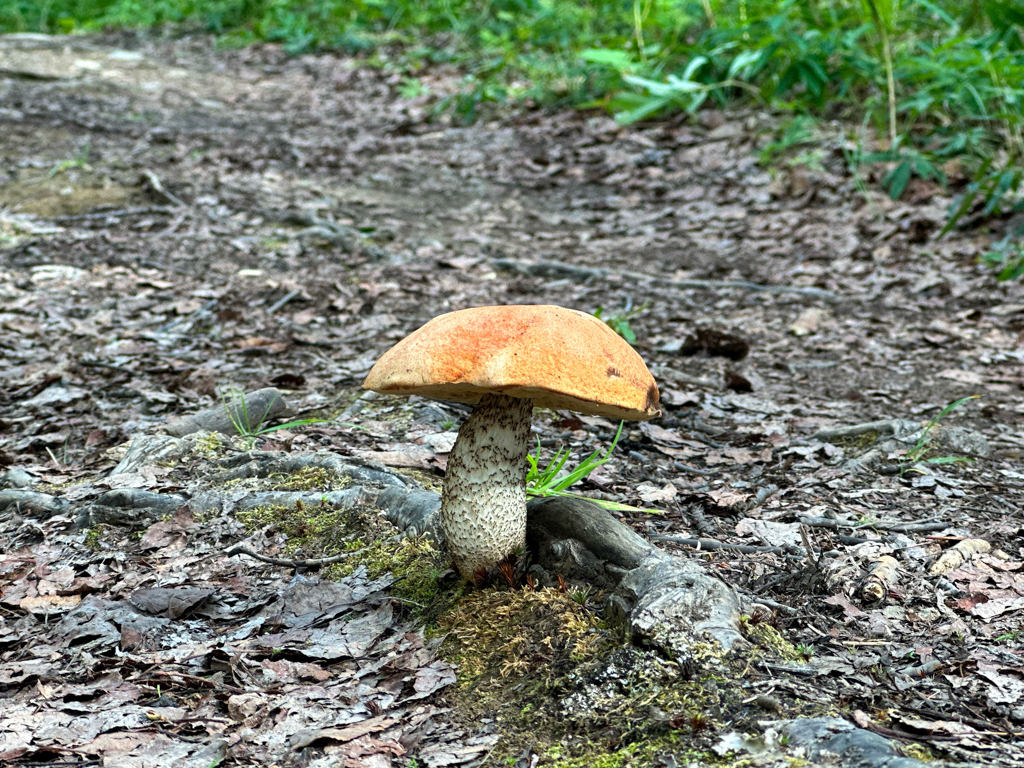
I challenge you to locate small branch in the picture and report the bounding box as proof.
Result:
[224,543,369,568]
[733,587,800,615]
[857,520,950,534]
[141,170,186,207]
[140,669,246,695]
[494,258,839,303]
[268,288,302,314]
[650,534,805,559]
[797,516,950,535]
[673,460,713,475]
[47,206,175,222]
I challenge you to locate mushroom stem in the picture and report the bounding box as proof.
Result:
[441,392,534,579]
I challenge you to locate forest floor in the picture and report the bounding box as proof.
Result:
[1,30,1024,768]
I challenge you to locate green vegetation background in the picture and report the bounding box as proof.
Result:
[3,1,1022,271]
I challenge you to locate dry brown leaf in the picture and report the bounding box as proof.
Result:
[19,594,81,614]
[635,481,677,503]
[707,489,751,509]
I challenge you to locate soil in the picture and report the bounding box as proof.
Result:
[1,30,1024,768]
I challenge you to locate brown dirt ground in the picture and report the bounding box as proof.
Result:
[2,30,1024,768]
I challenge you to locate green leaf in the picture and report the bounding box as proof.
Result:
[580,48,636,73]
[883,161,912,199]
[615,94,672,124]
[727,49,763,80]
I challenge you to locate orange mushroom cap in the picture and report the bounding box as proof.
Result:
[363,304,660,421]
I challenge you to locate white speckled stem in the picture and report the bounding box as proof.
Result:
[440,393,534,579]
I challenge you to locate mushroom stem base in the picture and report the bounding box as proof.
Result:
[441,393,533,579]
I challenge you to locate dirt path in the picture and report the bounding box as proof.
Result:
[1,31,1023,768]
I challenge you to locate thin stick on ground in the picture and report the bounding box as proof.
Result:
[224,543,373,568]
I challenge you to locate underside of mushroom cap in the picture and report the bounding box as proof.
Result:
[362,304,660,421]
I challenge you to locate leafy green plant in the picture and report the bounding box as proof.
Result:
[980,236,1024,282]
[526,422,636,511]
[759,114,820,166]
[903,395,979,467]
[49,140,92,177]
[795,642,816,659]
[859,143,946,200]
[943,161,1024,236]
[220,388,327,446]
[397,76,429,99]
[593,301,648,345]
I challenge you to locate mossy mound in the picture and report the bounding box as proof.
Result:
[439,587,613,686]
[432,585,743,766]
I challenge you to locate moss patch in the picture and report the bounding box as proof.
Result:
[234,499,453,611]
[0,170,135,217]
[235,500,390,559]
[329,535,452,609]
[742,621,802,661]
[429,585,747,766]
[191,431,228,460]
[271,466,349,492]
[439,587,613,686]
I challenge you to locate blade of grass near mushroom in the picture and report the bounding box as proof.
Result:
[363,304,661,583]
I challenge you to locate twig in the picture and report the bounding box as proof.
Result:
[224,543,368,568]
[650,534,804,559]
[268,289,302,314]
[140,669,246,695]
[494,258,840,303]
[799,525,819,568]
[732,586,800,615]
[797,516,950,535]
[47,206,174,222]
[673,460,713,475]
[141,170,186,207]
[809,419,920,441]
[856,520,950,534]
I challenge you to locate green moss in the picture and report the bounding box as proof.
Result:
[233,499,454,612]
[393,467,443,493]
[900,742,936,762]
[425,584,746,766]
[328,535,451,609]
[192,431,227,459]
[547,736,700,768]
[834,431,881,454]
[742,622,802,661]
[271,466,349,492]
[438,587,613,686]
[235,501,370,556]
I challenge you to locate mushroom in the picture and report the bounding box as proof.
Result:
[362,305,660,580]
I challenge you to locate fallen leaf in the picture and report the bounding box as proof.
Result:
[937,369,984,385]
[790,308,827,336]
[19,594,81,614]
[635,482,677,503]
